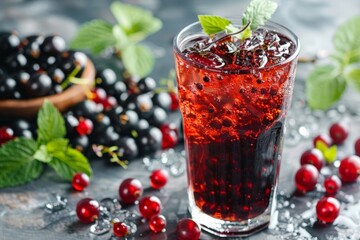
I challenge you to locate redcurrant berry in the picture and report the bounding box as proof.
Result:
[169,92,179,111]
[138,195,162,219]
[160,124,178,149]
[294,164,319,193]
[102,96,117,110]
[91,88,107,103]
[176,218,201,240]
[0,126,14,145]
[150,169,169,189]
[72,173,90,191]
[300,148,325,171]
[354,138,360,156]
[329,121,349,145]
[313,134,331,148]
[76,198,100,223]
[338,155,360,183]
[119,178,143,204]
[149,214,167,233]
[316,197,340,223]
[76,118,93,136]
[324,175,342,195]
[113,221,129,237]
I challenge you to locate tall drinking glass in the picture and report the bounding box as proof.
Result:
[173,20,300,237]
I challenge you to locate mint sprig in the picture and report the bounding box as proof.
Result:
[0,101,92,188]
[70,2,162,78]
[198,0,277,39]
[306,16,360,109]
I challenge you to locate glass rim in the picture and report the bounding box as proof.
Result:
[174,20,301,74]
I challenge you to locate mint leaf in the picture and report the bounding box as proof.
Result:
[324,145,337,164]
[70,19,116,54]
[37,101,66,145]
[315,141,328,154]
[344,63,360,92]
[0,138,44,188]
[46,138,69,154]
[122,44,154,78]
[333,16,360,62]
[113,24,129,50]
[49,148,92,180]
[110,2,162,43]
[306,64,347,110]
[198,15,231,35]
[33,145,52,163]
[242,0,278,30]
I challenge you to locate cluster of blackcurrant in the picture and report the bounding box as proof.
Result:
[0,31,182,161]
[0,31,87,99]
[294,120,360,224]
[64,67,181,160]
[73,170,201,239]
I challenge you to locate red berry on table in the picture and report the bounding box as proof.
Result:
[113,221,129,237]
[329,121,349,145]
[300,148,325,171]
[72,173,90,191]
[76,118,93,136]
[324,175,342,195]
[313,134,331,148]
[149,214,167,233]
[176,218,201,240]
[76,198,100,223]
[354,138,360,156]
[295,164,319,193]
[150,169,169,189]
[119,178,143,204]
[338,155,360,183]
[316,197,340,223]
[138,195,162,219]
[0,126,14,145]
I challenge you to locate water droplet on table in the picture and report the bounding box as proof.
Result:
[45,194,68,213]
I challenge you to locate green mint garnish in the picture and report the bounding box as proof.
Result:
[306,16,360,109]
[198,0,277,39]
[315,141,337,164]
[0,101,92,188]
[70,2,162,78]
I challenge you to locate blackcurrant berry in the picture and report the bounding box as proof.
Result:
[40,35,66,54]
[147,107,168,127]
[22,72,52,97]
[136,127,163,155]
[137,77,156,93]
[114,137,138,160]
[95,68,117,91]
[152,92,172,111]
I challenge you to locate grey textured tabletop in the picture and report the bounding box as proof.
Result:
[1,0,360,239]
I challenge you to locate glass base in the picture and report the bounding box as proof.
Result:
[189,193,277,237]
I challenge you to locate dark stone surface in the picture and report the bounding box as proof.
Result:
[1,0,360,239]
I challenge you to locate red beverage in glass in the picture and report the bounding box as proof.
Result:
[174,21,300,236]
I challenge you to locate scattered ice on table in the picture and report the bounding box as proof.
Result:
[142,149,186,177]
[45,194,68,213]
[89,218,111,235]
[100,198,122,214]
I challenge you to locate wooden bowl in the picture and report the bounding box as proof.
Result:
[0,59,95,119]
